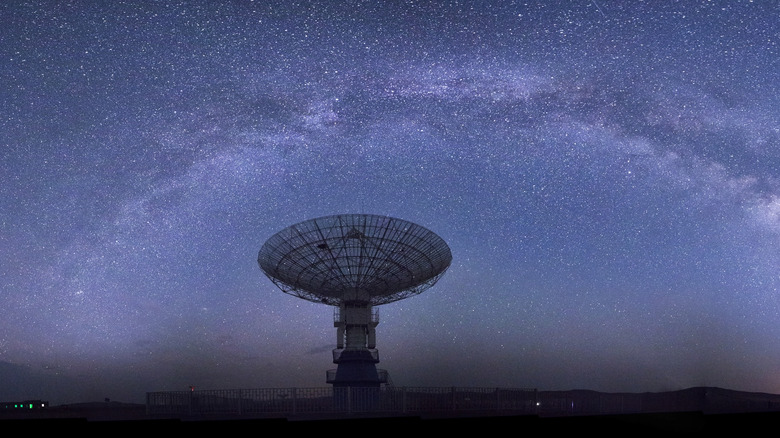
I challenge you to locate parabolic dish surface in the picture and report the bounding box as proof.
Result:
[258,214,452,305]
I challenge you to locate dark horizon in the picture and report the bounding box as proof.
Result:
[7,382,780,412]
[7,385,780,435]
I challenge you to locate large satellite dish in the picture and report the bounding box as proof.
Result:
[258,214,452,388]
[258,214,452,306]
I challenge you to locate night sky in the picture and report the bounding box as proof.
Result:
[2,1,779,405]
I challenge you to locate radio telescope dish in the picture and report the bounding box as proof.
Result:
[258,214,452,388]
[258,214,452,306]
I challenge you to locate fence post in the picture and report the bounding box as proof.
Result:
[451,387,456,412]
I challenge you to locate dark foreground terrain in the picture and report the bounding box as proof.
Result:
[2,410,780,434]
[5,386,780,433]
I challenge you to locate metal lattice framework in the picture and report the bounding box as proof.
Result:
[258,214,452,306]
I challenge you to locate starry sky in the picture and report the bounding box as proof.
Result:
[1,0,779,405]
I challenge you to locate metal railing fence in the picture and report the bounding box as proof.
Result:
[146,386,539,418]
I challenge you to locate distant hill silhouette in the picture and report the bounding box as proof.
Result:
[4,386,780,432]
[536,386,780,416]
